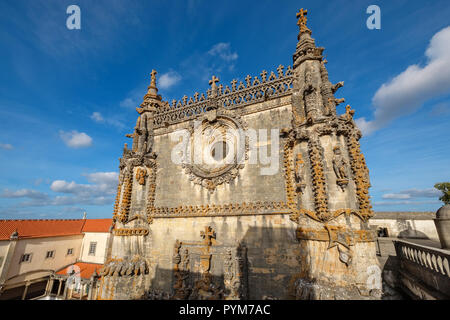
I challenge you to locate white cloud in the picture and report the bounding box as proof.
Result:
[59,130,93,148]
[90,112,124,129]
[373,200,440,206]
[1,189,48,200]
[83,172,118,186]
[208,43,238,62]
[381,188,441,200]
[0,143,13,150]
[90,112,104,122]
[120,97,136,108]
[50,172,118,196]
[159,71,182,90]
[356,26,450,135]
[2,171,119,211]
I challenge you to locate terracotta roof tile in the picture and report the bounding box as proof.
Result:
[82,219,112,233]
[0,218,112,240]
[56,262,103,279]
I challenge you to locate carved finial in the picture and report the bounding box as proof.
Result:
[245,75,252,87]
[231,79,238,91]
[260,70,267,82]
[209,75,219,87]
[150,69,157,86]
[209,75,220,98]
[296,8,311,35]
[277,65,284,78]
[142,69,160,102]
[345,105,355,119]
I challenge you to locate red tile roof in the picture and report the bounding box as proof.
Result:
[56,262,103,279]
[0,218,112,240]
[82,219,112,233]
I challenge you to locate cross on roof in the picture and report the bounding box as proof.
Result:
[260,70,267,82]
[231,79,238,91]
[277,65,284,77]
[245,75,252,87]
[209,75,220,86]
[150,70,157,83]
[296,8,307,21]
[296,8,310,33]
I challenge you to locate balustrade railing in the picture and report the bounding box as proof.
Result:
[394,240,450,278]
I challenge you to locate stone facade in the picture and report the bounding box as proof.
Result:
[98,9,381,300]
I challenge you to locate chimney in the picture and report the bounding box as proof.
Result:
[82,211,87,219]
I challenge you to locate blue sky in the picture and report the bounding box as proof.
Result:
[0,0,449,219]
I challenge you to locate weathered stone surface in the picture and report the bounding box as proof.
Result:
[98,9,380,300]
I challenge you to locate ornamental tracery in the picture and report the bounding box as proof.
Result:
[180,110,249,192]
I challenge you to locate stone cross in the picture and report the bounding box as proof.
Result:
[245,75,252,88]
[209,75,220,98]
[150,69,157,87]
[296,8,307,22]
[209,75,219,88]
[277,65,284,78]
[260,70,267,82]
[296,8,310,33]
[231,79,238,91]
[200,226,216,247]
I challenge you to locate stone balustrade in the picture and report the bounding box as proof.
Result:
[394,240,450,299]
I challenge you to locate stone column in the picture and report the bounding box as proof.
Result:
[21,282,30,300]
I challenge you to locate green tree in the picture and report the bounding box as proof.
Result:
[435,182,450,205]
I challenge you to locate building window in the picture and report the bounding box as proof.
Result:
[67,248,74,256]
[0,256,4,268]
[45,250,55,259]
[20,253,32,263]
[88,242,97,256]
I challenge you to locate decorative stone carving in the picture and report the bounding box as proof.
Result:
[294,153,306,194]
[181,112,249,192]
[152,66,293,129]
[100,257,149,277]
[135,167,147,185]
[332,146,349,191]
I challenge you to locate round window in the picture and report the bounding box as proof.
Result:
[211,141,229,161]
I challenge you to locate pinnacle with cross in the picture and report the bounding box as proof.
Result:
[245,75,252,88]
[209,75,220,98]
[231,79,238,91]
[209,75,219,87]
[260,70,267,82]
[296,8,311,34]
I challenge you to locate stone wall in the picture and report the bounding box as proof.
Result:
[370,212,438,241]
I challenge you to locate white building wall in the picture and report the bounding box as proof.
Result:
[6,234,83,282]
[79,232,110,264]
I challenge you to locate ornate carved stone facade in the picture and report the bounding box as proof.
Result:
[98,9,380,300]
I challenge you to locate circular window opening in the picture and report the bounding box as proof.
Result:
[211,141,229,161]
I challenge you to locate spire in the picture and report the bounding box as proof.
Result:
[293,9,324,69]
[296,8,311,38]
[146,70,159,99]
[138,69,165,113]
